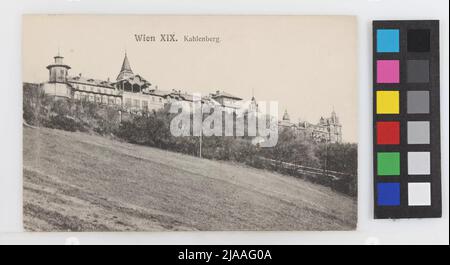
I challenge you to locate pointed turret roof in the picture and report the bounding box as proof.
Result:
[116,53,134,81]
[121,53,132,72]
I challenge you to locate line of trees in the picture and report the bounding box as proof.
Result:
[23,83,357,197]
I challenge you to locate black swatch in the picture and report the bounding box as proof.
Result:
[407,29,430,52]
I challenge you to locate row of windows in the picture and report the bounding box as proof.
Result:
[150,96,163,102]
[72,83,117,95]
[123,97,164,109]
[122,92,166,103]
[74,93,121,105]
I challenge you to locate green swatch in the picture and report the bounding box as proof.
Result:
[377,152,400,176]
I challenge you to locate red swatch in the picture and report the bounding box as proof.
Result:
[377,121,400,145]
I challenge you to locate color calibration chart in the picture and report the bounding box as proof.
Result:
[373,21,441,219]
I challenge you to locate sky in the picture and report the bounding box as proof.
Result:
[23,15,357,142]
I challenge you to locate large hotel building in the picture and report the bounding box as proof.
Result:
[41,52,342,143]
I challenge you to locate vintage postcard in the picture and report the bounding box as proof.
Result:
[22,15,358,231]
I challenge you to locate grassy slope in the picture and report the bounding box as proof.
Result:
[23,126,357,231]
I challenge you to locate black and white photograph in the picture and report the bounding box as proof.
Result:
[22,15,358,232]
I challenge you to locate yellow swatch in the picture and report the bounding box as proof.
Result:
[376,91,399,114]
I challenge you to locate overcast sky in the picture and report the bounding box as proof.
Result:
[23,15,357,142]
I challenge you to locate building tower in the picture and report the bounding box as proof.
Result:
[279,109,294,129]
[331,109,339,124]
[328,109,342,143]
[46,53,71,83]
[43,53,72,98]
[249,96,259,113]
[282,109,290,122]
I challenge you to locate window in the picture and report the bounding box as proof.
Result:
[125,98,132,107]
[133,99,139,107]
[142,100,148,111]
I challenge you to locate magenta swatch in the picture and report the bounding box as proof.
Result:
[377,60,400,83]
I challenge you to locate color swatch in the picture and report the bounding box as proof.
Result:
[373,20,441,219]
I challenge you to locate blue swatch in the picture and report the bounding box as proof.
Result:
[377,29,400,53]
[377,183,400,206]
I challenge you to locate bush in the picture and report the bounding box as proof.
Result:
[44,115,86,132]
[23,83,124,136]
[315,143,358,196]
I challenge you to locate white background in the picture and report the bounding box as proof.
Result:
[0,0,448,245]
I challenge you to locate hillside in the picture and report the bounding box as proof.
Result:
[23,126,356,231]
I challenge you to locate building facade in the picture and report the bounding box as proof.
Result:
[278,109,342,143]
[41,52,342,143]
[42,53,243,113]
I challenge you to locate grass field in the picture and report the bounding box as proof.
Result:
[23,126,357,231]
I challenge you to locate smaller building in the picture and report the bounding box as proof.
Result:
[278,109,342,143]
[210,90,243,113]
